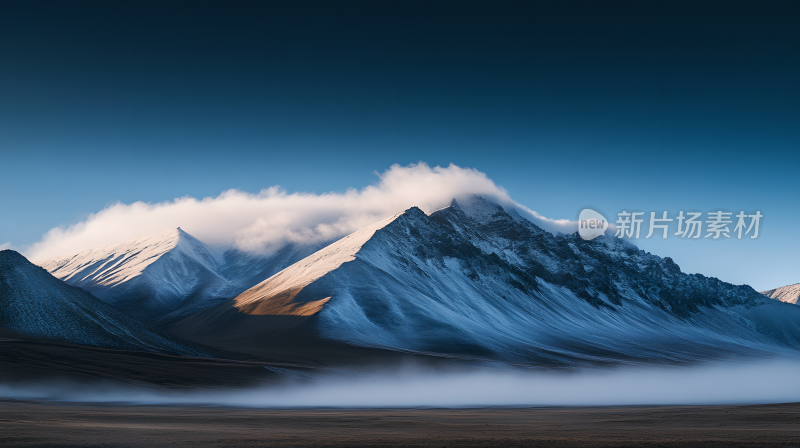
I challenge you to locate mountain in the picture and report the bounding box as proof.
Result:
[37,228,322,322]
[38,228,232,321]
[171,196,800,367]
[761,283,800,305]
[0,249,209,356]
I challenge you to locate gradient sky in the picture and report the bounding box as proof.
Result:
[1,0,798,291]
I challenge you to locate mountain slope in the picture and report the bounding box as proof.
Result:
[0,249,210,356]
[761,283,800,305]
[38,229,323,322]
[172,197,800,366]
[37,228,232,320]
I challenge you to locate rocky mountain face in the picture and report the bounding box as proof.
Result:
[435,197,763,318]
[171,196,800,366]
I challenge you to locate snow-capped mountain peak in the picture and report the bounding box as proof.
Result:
[37,227,329,322]
[227,210,409,315]
[37,228,230,320]
[39,227,215,288]
[449,195,507,223]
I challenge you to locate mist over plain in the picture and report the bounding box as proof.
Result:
[3,359,799,408]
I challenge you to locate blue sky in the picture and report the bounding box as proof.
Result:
[1,0,797,291]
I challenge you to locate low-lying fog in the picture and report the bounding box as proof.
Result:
[2,360,799,407]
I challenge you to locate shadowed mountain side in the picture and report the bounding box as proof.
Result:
[170,312,491,368]
[0,328,315,387]
[169,280,498,368]
[0,249,214,357]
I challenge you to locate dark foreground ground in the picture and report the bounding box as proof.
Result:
[0,401,797,447]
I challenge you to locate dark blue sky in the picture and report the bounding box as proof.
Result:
[1,0,798,289]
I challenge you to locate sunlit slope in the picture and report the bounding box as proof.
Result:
[761,283,800,305]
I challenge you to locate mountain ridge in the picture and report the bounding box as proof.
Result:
[37,228,234,320]
[171,196,800,366]
[37,228,325,321]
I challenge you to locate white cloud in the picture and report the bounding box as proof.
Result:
[0,242,13,251]
[26,163,578,261]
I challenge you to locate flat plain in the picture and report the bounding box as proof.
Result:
[0,400,797,447]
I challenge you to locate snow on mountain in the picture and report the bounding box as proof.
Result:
[761,283,800,305]
[169,214,402,348]
[0,249,209,355]
[37,228,235,320]
[172,195,800,366]
[154,241,328,323]
[37,228,325,322]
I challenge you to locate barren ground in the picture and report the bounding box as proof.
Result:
[0,400,797,447]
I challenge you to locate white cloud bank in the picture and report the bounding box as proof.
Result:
[0,242,13,251]
[27,163,577,261]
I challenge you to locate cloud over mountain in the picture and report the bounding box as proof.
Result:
[27,163,575,261]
